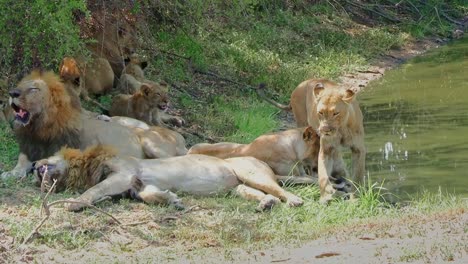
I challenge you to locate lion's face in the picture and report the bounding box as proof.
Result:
[9,78,50,126]
[141,82,170,111]
[125,53,148,70]
[314,84,356,137]
[33,155,68,193]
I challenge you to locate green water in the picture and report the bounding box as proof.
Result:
[360,37,468,199]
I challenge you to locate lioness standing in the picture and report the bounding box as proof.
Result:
[258,79,366,203]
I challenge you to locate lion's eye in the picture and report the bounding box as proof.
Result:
[318,111,324,116]
[29,88,39,93]
[333,112,340,116]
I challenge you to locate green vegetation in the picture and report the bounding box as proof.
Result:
[0,0,88,76]
[0,0,466,257]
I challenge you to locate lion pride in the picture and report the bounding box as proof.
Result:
[258,79,366,203]
[0,70,183,180]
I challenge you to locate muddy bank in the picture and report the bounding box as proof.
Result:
[342,37,451,92]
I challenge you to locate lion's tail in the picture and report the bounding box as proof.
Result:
[256,83,292,111]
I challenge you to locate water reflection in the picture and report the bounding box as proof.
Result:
[360,37,468,200]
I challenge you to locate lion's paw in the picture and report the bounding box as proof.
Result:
[319,184,337,205]
[171,117,185,127]
[66,199,90,212]
[1,169,26,180]
[170,199,186,211]
[96,114,111,122]
[256,194,280,212]
[286,194,304,207]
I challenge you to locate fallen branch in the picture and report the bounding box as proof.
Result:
[23,180,121,245]
[344,0,401,23]
[193,68,256,91]
[439,10,463,26]
[175,127,219,143]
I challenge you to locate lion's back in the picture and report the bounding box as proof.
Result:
[80,116,144,159]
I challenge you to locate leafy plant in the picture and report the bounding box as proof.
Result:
[0,0,89,76]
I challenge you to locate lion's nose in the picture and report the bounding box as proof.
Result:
[9,89,21,98]
[321,126,335,134]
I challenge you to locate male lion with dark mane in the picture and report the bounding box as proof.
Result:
[34,145,303,212]
[1,70,182,179]
[258,80,366,203]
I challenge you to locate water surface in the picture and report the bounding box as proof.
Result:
[360,37,468,199]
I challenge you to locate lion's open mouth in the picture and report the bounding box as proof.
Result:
[11,103,31,125]
[158,104,169,112]
[35,164,57,193]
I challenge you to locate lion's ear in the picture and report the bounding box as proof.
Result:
[302,126,317,141]
[59,57,80,80]
[313,82,325,98]
[342,89,355,103]
[124,57,131,65]
[158,81,169,92]
[140,84,151,96]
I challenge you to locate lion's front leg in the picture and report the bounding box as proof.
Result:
[67,172,134,211]
[317,146,336,204]
[351,138,366,184]
[1,153,32,180]
[160,112,185,127]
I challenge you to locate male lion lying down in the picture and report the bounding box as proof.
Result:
[34,146,304,212]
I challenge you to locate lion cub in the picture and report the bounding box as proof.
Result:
[116,53,148,94]
[109,82,165,125]
[109,82,184,127]
[59,57,114,99]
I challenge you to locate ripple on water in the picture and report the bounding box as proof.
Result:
[359,36,468,200]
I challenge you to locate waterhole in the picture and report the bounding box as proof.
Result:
[360,37,468,200]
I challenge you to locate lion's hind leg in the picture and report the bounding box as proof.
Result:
[138,184,185,210]
[233,184,280,211]
[227,157,303,207]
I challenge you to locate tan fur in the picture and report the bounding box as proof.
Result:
[116,73,141,94]
[259,79,366,202]
[109,82,167,124]
[15,70,82,139]
[34,147,303,212]
[59,56,115,99]
[121,53,147,80]
[0,96,13,124]
[1,71,185,180]
[134,126,188,158]
[116,53,148,94]
[86,14,138,77]
[188,127,320,177]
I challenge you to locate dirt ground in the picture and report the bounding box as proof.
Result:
[1,37,466,263]
[1,206,466,263]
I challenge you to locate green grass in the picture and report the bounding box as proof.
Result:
[137,0,464,140]
[0,123,18,171]
[0,177,465,251]
[0,0,466,257]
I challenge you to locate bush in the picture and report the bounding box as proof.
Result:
[0,0,88,77]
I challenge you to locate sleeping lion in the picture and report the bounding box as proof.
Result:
[33,145,304,212]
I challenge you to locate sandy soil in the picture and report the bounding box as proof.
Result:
[1,207,465,263]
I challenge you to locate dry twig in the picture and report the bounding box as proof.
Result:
[22,180,121,245]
